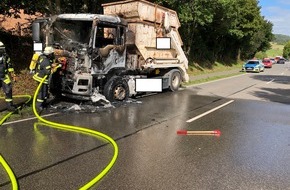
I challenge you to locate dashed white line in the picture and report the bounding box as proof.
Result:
[267,79,275,84]
[186,100,234,123]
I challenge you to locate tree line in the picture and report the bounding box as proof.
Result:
[0,0,273,68]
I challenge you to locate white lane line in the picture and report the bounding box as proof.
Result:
[267,79,275,84]
[186,100,234,123]
[2,113,59,126]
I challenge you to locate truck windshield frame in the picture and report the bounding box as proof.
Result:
[93,23,125,48]
[53,20,93,46]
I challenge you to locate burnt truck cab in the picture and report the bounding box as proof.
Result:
[32,14,130,101]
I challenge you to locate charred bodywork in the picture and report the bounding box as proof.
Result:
[32,0,189,102]
[33,14,129,100]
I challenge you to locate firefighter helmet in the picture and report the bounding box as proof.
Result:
[0,41,5,56]
[43,46,54,55]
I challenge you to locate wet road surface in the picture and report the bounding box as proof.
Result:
[1,63,290,189]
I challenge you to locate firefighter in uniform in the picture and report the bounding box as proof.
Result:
[0,46,16,111]
[33,46,55,111]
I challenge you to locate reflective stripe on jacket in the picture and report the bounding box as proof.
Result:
[33,55,52,83]
[0,55,14,79]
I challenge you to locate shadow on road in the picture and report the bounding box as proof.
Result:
[250,75,290,85]
[250,88,290,105]
[249,74,290,104]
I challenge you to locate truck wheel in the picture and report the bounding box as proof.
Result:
[104,76,129,102]
[169,70,181,91]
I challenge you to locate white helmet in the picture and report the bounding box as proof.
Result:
[43,46,54,55]
[0,41,5,54]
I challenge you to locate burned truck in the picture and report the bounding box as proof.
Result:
[32,0,189,102]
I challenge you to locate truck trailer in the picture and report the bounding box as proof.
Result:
[31,0,189,102]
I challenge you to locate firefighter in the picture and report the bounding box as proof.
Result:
[33,46,55,112]
[0,45,17,111]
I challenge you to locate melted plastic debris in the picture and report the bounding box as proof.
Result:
[126,98,142,104]
[91,91,110,104]
[47,96,140,114]
[67,104,82,111]
[49,101,115,113]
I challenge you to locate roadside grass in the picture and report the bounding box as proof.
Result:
[266,43,284,57]
[183,72,244,86]
[187,61,243,76]
[184,61,244,86]
[0,105,33,123]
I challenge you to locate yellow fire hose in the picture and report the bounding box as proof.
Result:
[32,75,119,189]
[0,95,32,125]
[0,75,119,189]
[0,95,32,190]
[0,155,18,190]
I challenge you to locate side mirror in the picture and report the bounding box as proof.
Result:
[32,22,40,42]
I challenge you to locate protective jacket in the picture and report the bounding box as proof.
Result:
[0,54,14,79]
[33,55,53,84]
[0,54,15,110]
[32,54,56,111]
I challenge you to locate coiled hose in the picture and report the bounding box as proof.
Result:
[0,95,32,125]
[0,95,32,190]
[0,75,119,189]
[32,75,119,189]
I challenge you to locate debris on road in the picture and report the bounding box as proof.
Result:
[177,129,221,137]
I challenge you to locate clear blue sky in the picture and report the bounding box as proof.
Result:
[259,0,290,36]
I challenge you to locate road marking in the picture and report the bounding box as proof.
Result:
[267,79,275,84]
[2,113,59,126]
[281,72,284,75]
[186,100,234,123]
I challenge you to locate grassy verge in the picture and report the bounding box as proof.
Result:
[184,72,244,86]
[187,61,243,76]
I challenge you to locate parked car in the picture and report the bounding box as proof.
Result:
[276,57,287,64]
[275,56,281,63]
[242,59,265,73]
[262,58,273,68]
[269,58,275,64]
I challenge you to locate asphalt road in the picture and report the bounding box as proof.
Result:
[1,63,290,190]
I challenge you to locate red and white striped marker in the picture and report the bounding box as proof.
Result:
[177,130,221,137]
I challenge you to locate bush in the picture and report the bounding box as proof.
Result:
[255,51,268,59]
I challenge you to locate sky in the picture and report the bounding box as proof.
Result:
[259,0,290,36]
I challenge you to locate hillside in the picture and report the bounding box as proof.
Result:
[265,42,284,57]
[273,34,290,45]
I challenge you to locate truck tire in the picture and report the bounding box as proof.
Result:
[104,76,129,102]
[169,70,181,91]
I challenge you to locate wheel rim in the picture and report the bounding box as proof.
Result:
[172,73,180,88]
[113,85,126,100]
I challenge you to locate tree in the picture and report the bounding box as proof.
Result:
[154,0,273,65]
[1,0,274,69]
[283,41,290,59]
[0,0,48,17]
